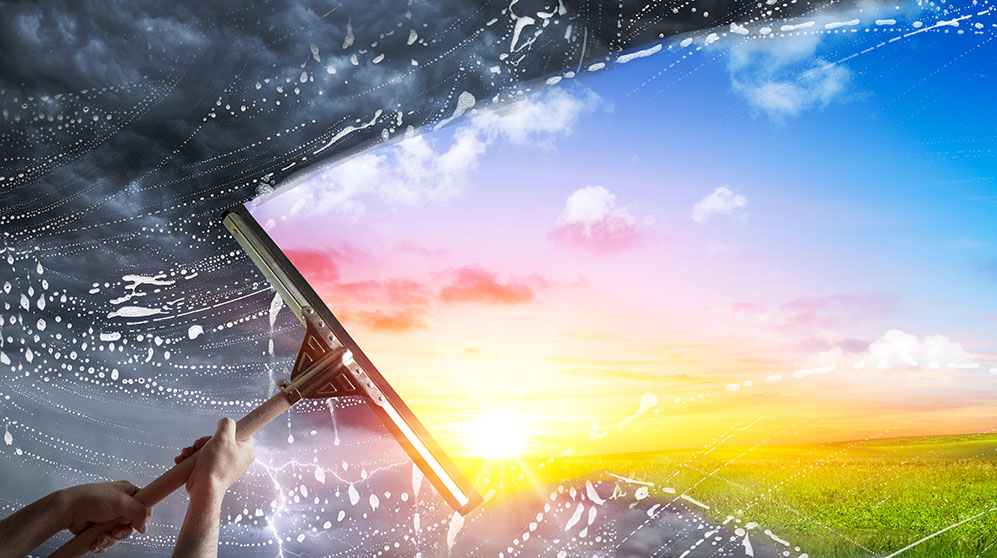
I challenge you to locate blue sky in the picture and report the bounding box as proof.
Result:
[482,11,997,347]
[255,2,997,454]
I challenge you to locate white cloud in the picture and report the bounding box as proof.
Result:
[472,86,598,146]
[270,86,597,216]
[806,329,978,372]
[726,34,851,120]
[692,186,747,224]
[550,185,646,255]
[866,329,974,370]
[558,185,630,226]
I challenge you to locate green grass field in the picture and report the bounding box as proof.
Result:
[462,433,997,557]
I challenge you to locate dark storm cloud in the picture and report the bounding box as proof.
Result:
[1,0,870,229]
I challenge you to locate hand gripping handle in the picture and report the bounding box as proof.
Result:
[49,392,292,558]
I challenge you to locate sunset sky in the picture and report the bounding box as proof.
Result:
[251,20,997,458]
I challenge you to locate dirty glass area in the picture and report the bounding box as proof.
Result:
[2,0,996,557]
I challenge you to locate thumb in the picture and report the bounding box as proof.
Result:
[215,417,236,441]
[113,480,140,496]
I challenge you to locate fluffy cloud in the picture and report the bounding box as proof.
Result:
[549,185,646,255]
[471,86,598,146]
[726,34,851,120]
[807,329,979,372]
[281,86,597,216]
[282,125,487,216]
[691,186,746,224]
[866,330,976,370]
[439,266,540,304]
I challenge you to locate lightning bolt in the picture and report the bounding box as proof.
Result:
[248,435,408,555]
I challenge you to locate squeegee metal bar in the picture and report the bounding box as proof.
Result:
[221,205,483,515]
[223,211,308,321]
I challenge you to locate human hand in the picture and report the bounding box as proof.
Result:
[175,418,255,498]
[57,480,152,554]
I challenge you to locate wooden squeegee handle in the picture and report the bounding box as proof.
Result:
[50,392,293,558]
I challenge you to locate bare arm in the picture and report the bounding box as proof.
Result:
[172,418,255,558]
[0,490,67,558]
[0,481,150,558]
[171,483,224,558]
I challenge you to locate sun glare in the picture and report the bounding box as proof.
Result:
[470,409,527,458]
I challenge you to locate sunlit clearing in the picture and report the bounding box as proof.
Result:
[470,409,527,458]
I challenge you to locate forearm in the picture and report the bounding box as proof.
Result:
[172,485,224,558]
[0,491,69,558]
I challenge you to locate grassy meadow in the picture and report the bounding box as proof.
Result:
[460,433,997,557]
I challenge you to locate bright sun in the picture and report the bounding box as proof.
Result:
[469,409,527,458]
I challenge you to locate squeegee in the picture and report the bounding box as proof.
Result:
[52,204,482,557]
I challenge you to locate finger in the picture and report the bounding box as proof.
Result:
[175,438,207,462]
[215,417,236,441]
[97,537,124,552]
[133,508,153,534]
[68,519,88,535]
[113,480,140,496]
[183,436,211,453]
[91,535,112,553]
[175,436,210,463]
[112,491,151,523]
[174,448,192,464]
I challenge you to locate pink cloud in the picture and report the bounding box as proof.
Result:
[334,278,430,306]
[439,266,539,304]
[834,338,870,354]
[779,293,893,329]
[284,249,341,285]
[548,185,647,256]
[344,309,427,332]
[548,216,645,256]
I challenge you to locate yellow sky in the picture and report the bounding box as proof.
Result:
[340,307,997,460]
